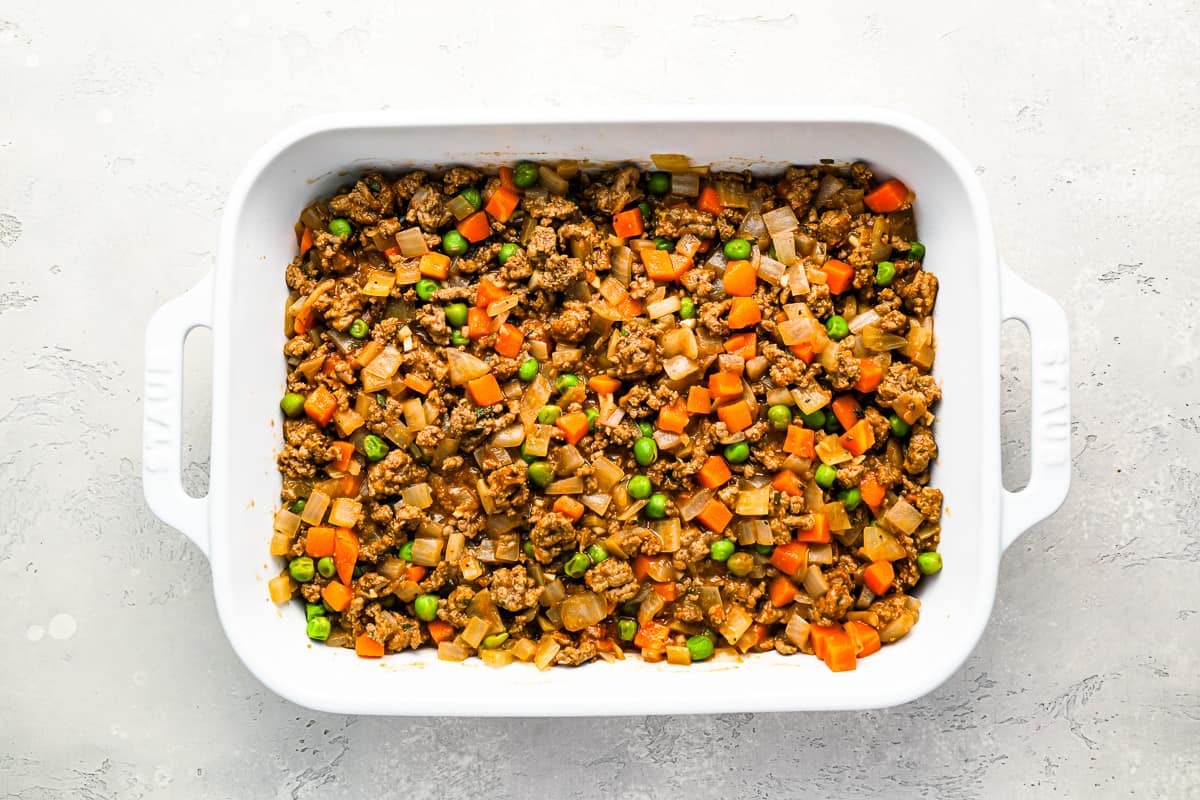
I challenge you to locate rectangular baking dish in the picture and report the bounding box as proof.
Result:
[142,109,1071,715]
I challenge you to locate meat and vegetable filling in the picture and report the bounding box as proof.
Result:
[268,158,943,672]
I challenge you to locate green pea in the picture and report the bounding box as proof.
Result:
[280,392,306,418]
[647,172,671,195]
[518,442,536,463]
[726,552,754,577]
[397,541,414,562]
[528,460,555,488]
[556,373,579,392]
[638,421,654,438]
[328,218,351,237]
[353,565,364,579]
[451,330,469,346]
[288,556,315,583]
[814,463,837,489]
[415,278,440,301]
[617,618,638,641]
[645,494,668,519]
[627,475,652,499]
[460,187,482,211]
[536,405,561,425]
[705,540,733,563]
[798,409,826,429]
[306,615,331,641]
[723,238,752,260]
[842,487,862,511]
[686,634,715,661]
[585,408,600,430]
[875,261,896,287]
[824,412,841,433]
[917,551,943,575]
[754,543,774,555]
[348,319,369,339]
[414,594,439,621]
[442,230,469,257]
[768,244,777,259]
[362,434,389,462]
[564,552,591,579]
[724,441,750,464]
[481,632,509,649]
[889,415,910,437]
[638,201,652,222]
[513,161,539,188]
[316,556,336,579]
[290,498,307,514]
[825,315,849,340]
[518,358,539,382]
[909,241,926,261]
[767,404,793,431]
[586,544,609,564]
[523,540,535,558]
[654,237,674,251]
[498,242,520,265]
[306,603,326,622]
[634,437,658,466]
[445,302,468,328]
[679,297,696,319]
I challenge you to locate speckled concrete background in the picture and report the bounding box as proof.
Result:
[2,1,1197,797]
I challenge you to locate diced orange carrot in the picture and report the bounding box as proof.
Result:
[854,358,884,393]
[337,474,363,499]
[556,411,590,445]
[708,371,743,400]
[553,496,585,521]
[321,581,352,612]
[588,375,621,394]
[613,207,645,238]
[303,386,337,426]
[651,581,678,601]
[782,426,815,458]
[790,341,815,364]
[823,629,857,672]
[686,385,712,414]
[724,332,757,360]
[697,455,732,489]
[467,373,503,406]
[633,619,670,650]
[404,374,433,394]
[656,399,690,434]
[771,469,803,496]
[419,252,451,280]
[696,498,733,533]
[426,619,455,643]
[769,542,808,577]
[616,295,644,318]
[830,395,861,431]
[484,187,520,222]
[305,526,336,558]
[355,340,383,368]
[824,259,855,295]
[642,249,678,282]
[330,441,355,471]
[860,477,886,510]
[456,210,491,243]
[355,634,384,658]
[632,554,657,582]
[475,277,510,309]
[299,227,313,255]
[383,246,401,259]
[769,573,801,607]
[844,620,881,657]
[697,185,723,216]
[333,527,359,586]
[405,565,426,583]
[494,322,524,358]
[723,259,757,296]
[839,419,876,456]
[717,400,753,433]
[864,178,909,213]
[809,624,841,661]
[864,560,895,595]
[727,296,762,329]
[498,166,521,194]
[796,512,831,543]
[467,307,492,338]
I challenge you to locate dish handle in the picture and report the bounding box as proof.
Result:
[143,273,213,559]
[998,262,1071,550]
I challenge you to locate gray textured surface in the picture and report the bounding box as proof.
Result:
[2,1,1198,797]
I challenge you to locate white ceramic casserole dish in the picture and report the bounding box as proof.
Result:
[143,109,1071,716]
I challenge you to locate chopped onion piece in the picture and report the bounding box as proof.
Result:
[554,444,586,476]
[328,497,361,527]
[394,261,421,286]
[510,638,537,662]
[848,309,881,335]
[610,247,633,285]
[491,423,526,449]
[719,605,753,645]
[679,489,713,522]
[561,591,607,631]
[300,490,330,525]
[822,501,851,531]
[884,499,925,535]
[534,637,561,670]
[599,276,629,306]
[734,486,771,517]
[445,194,475,221]
[698,586,724,614]
[745,356,769,382]
[537,165,569,195]
[494,533,521,562]
[362,345,404,392]
[600,407,625,428]
[815,434,852,466]
[756,255,787,286]
[273,508,302,536]
[652,429,680,451]
[651,153,693,171]
[544,476,584,495]
[410,537,444,567]
[671,173,700,197]
[676,233,702,258]
[763,205,800,236]
[592,456,625,492]
[647,296,681,319]
[662,354,699,381]
[863,526,907,562]
[861,324,908,351]
[580,493,612,516]
[395,227,428,257]
[637,592,665,626]
[807,542,834,565]
[485,514,522,535]
[879,612,917,643]
[785,614,811,648]
[737,212,767,247]
[400,483,433,510]
[617,499,648,521]
[802,565,829,598]
[360,269,396,297]
[662,326,699,360]
[651,519,682,553]
[792,384,831,415]
[715,180,749,208]
[519,374,553,430]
